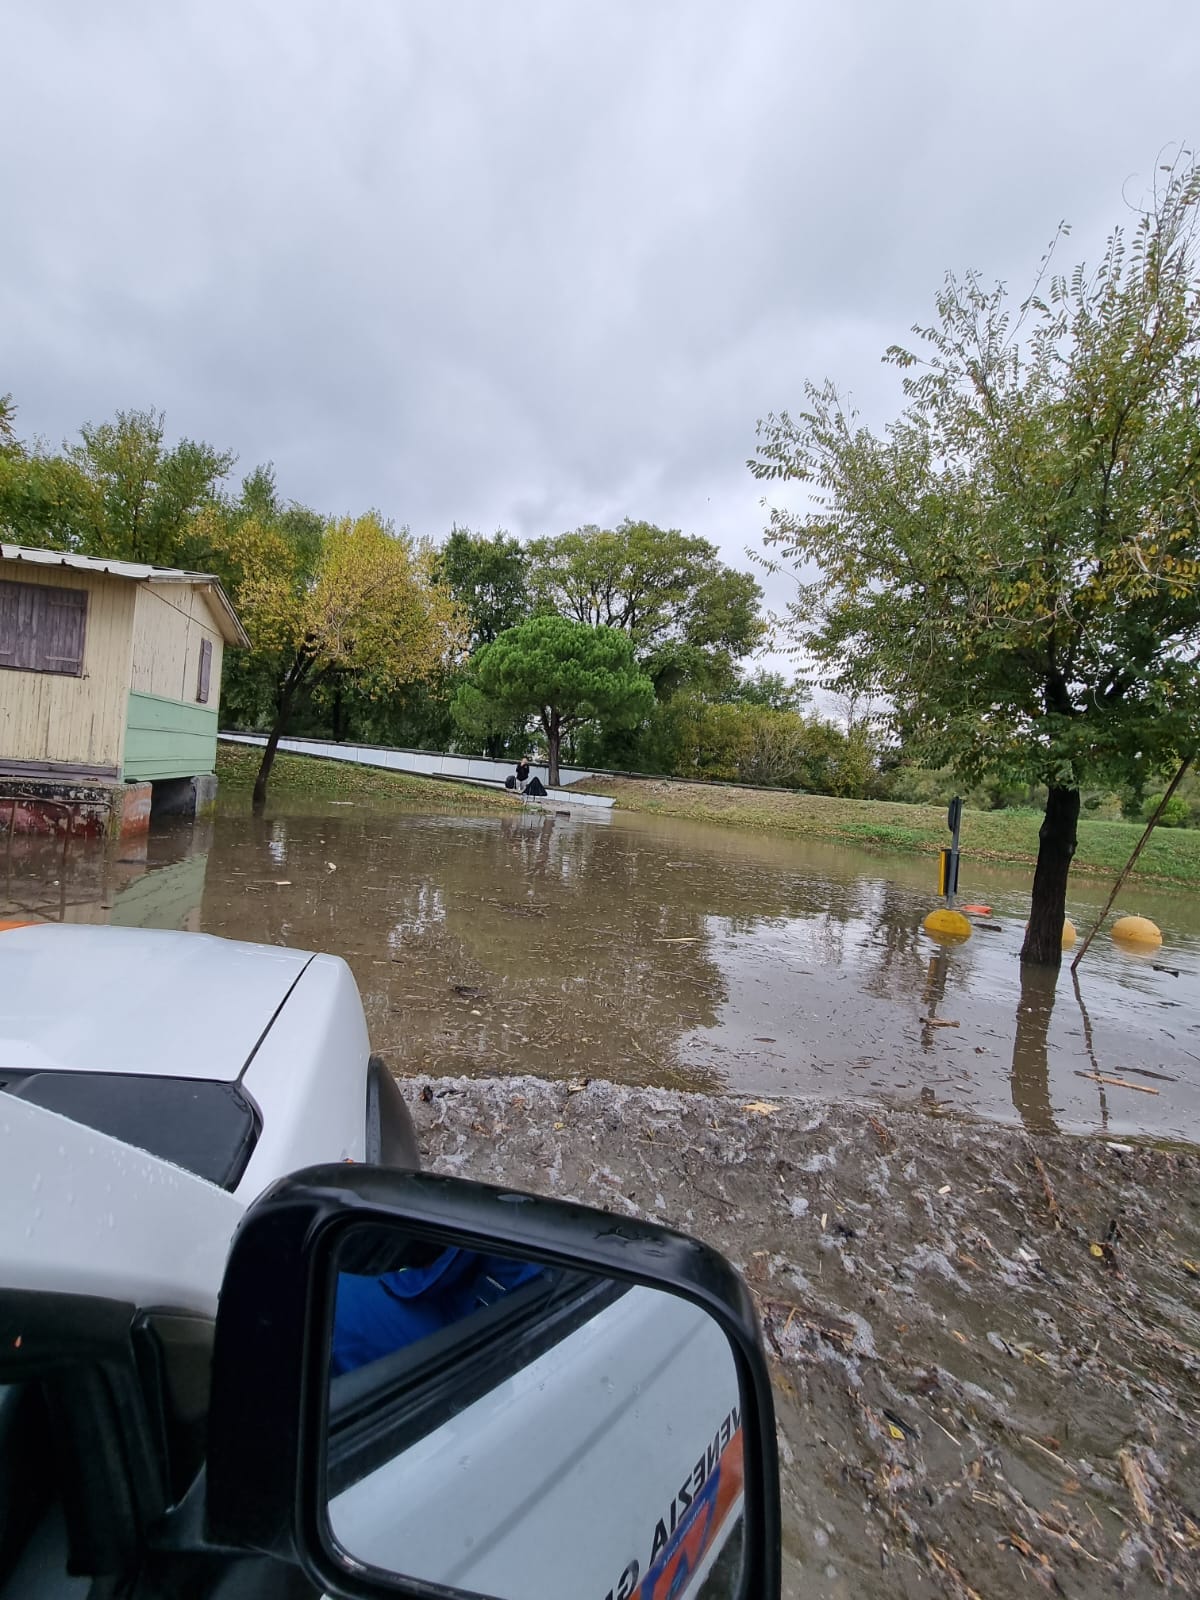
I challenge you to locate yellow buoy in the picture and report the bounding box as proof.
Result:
[923,908,972,941]
[1111,914,1162,948]
[1023,918,1078,948]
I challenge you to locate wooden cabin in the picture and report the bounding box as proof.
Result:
[0,545,247,791]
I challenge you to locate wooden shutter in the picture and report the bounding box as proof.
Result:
[0,580,87,675]
[0,582,18,668]
[42,588,88,674]
[197,637,213,703]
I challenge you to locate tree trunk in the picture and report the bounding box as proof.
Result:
[252,660,306,811]
[252,714,288,812]
[546,712,561,787]
[1020,786,1080,967]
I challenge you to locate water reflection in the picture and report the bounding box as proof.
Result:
[1010,965,1059,1135]
[1,818,211,930]
[2,800,1197,1141]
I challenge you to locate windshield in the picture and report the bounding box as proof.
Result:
[0,1071,259,1189]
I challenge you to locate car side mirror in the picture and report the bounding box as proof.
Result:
[206,1167,780,1600]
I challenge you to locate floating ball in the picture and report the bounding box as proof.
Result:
[1111,915,1162,948]
[923,909,972,941]
[1022,919,1077,947]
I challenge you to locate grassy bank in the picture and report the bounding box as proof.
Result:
[583,775,1200,886]
[215,742,511,812]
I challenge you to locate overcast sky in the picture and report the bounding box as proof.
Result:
[3,1,1197,654]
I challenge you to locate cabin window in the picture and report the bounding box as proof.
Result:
[0,580,88,676]
[197,637,213,703]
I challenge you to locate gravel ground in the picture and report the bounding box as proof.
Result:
[400,1074,1200,1600]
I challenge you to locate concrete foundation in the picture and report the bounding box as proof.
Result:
[150,773,219,820]
[0,778,152,841]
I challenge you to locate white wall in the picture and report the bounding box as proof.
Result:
[219,735,615,809]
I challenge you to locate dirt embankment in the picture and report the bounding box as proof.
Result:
[402,1075,1200,1600]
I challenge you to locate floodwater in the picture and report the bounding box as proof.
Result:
[5,798,1198,1142]
[8,796,1200,1597]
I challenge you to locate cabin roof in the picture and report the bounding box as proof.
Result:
[0,543,249,646]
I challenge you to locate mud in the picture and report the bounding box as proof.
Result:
[401,1074,1200,1600]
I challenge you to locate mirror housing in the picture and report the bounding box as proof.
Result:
[206,1166,780,1599]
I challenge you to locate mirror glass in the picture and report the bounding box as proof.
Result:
[323,1222,747,1600]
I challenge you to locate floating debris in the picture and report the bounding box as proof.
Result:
[403,1073,1200,1599]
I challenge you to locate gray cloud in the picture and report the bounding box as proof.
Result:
[3,0,1197,656]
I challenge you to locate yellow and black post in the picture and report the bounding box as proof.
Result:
[923,795,971,940]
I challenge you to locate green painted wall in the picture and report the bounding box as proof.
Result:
[122,691,219,782]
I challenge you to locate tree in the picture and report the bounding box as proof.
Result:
[197,468,328,737]
[0,395,97,551]
[437,526,530,648]
[456,615,655,784]
[433,527,533,757]
[752,158,1200,966]
[527,520,764,691]
[728,668,811,713]
[0,401,236,563]
[222,511,465,807]
[71,408,234,566]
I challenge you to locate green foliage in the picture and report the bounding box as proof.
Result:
[882,762,1041,811]
[753,161,1200,797]
[527,520,764,693]
[752,156,1200,959]
[0,395,95,551]
[457,615,655,781]
[0,401,234,565]
[71,408,235,565]
[574,693,880,796]
[436,526,530,648]
[727,668,811,713]
[1141,791,1191,827]
[211,507,465,803]
[0,447,95,551]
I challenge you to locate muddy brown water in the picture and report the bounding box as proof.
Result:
[6,796,1200,1595]
[7,798,1197,1142]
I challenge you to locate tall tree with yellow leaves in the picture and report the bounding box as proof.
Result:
[218,510,465,807]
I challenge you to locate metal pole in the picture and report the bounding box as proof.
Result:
[946,796,963,909]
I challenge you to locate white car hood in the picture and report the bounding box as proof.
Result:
[0,924,312,1083]
[0,1093,244,1315]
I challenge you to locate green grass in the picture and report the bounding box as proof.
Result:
[214,746,1200,886]
[215,742,511,812]
[581,777,1200,887]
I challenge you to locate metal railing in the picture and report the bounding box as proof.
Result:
[0,790,116,923]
